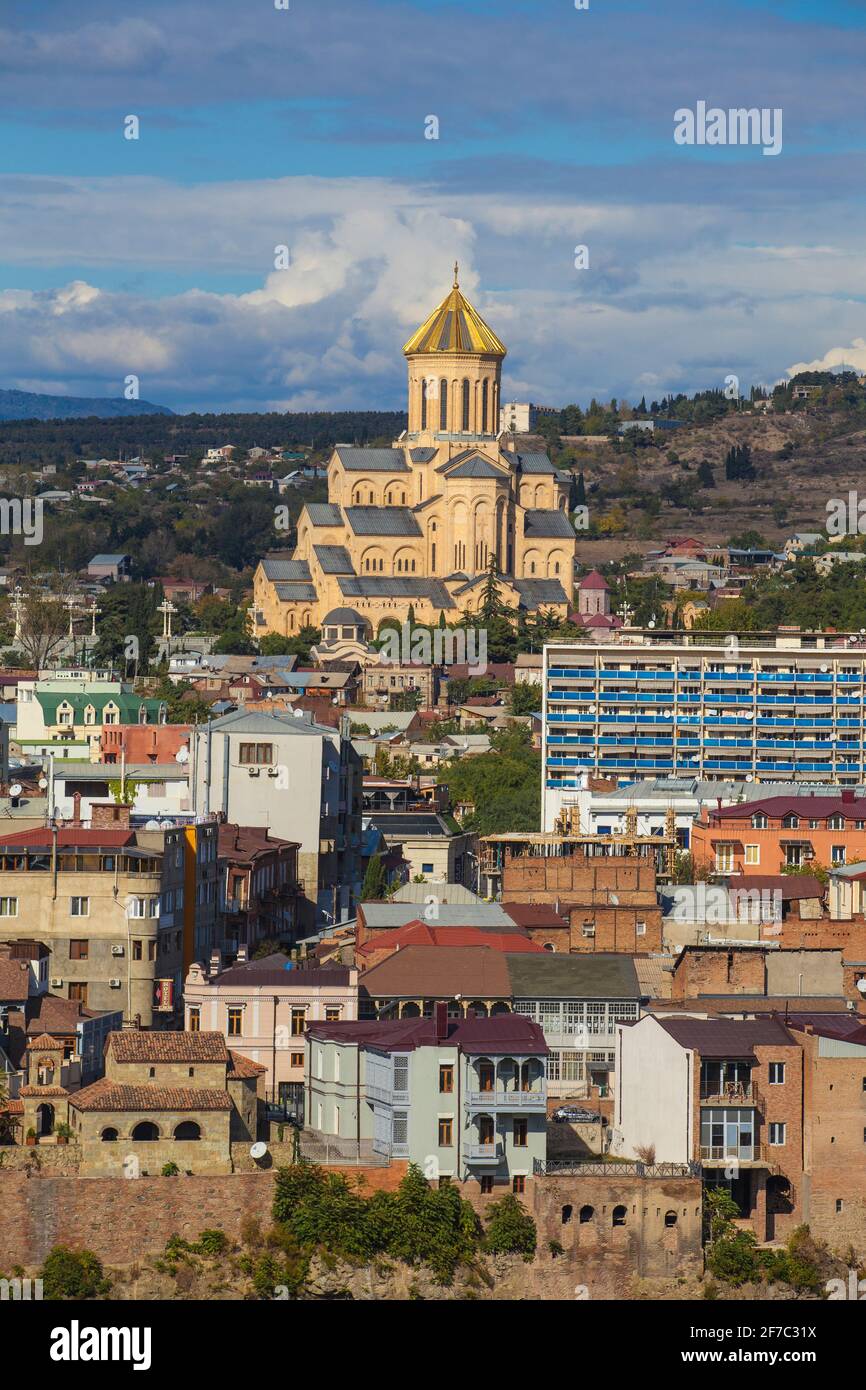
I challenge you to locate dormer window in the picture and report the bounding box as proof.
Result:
[83,705,96,725]
[782,813,800,829]
[828,814,845,830]
[751,813,768,829]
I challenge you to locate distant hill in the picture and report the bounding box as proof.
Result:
[0,388,173,421]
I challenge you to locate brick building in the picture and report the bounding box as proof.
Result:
[494,854,663,953]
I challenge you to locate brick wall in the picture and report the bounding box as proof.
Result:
[671,947,767,1000]
[500,855,658,904]
[0,1163,410,1268]
[531,1174,703,1280]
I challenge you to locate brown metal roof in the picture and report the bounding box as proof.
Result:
[659,1015,795,1055]
[359,946,512,1000]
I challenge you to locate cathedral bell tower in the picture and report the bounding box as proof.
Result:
[402,264,507,442]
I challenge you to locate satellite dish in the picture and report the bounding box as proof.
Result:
[858,978,866,995]
[250,1141,268,1161]
[820,664,829,673]
[145,819,162,830]
[175,746,189,764]
[38,776,48,790]
[745,775,754,783]
[9,783,22,798]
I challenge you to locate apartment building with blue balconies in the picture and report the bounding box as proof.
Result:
[543,641,866,831]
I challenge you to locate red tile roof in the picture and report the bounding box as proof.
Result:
[69,1080,232,1112]
[27,1032,64,1050]
[359,945,513,999]
[227,1050,268,1079]
[107,1031,229,1063]
[0,957,31,1001]
[356,920,543,960]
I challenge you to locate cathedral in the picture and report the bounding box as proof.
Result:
[253,268,577,639]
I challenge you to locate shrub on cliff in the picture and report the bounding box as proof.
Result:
[41,1246,111,1300]
[482,1194,537,1261]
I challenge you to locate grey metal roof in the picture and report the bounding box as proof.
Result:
[314,545,355,575]
[523,510,575,539]
[53,762,187,782]
[409,448,437,463]
[370,811,453,838]
[205,708,329,735]
[322,606,368,626]
[345,506,422,537]
[338,576,455,608]
[360,902,514,929]
[445,456,504,479]
[506,953,640,1000]
[261,557,311,581]
[306,503,344,526]
[412,494,442,512]
[515,453,557,474]
[275,582,318,602]
[335,447,409,473]
[89,553,128,565]
[513,578,568,608]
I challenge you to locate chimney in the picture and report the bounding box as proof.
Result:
[842,788,855,804]
[208,949,222,979]
[237,944,248,963]
[72,790,82,827]
[434,1000,448,1040]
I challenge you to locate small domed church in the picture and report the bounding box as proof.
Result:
[253,268,577,639]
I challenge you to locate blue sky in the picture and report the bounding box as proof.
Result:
[1,0,865,411]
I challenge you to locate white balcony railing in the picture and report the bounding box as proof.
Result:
[465,1142,502,1164]
[465,1089,547,1111]
[366,1082,411,1106]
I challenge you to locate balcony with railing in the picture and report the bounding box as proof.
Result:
[365,1081,410,1106]
[700,1080,764,1114]
[464,1087,547,1112]
[465,1141,503,1164]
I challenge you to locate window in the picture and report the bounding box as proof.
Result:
[768,1123,786,1146]
[291,1008,306,1036]
[836,1198,844,1213]
[751,813,768,829]
[325,1007,341,1022]
[612,1205,627,1227]
[579,1205,594,1223]
[513,1118,527,1148]
[174,1121,201,1140]
[131,1121,158,1141]
[715,843,735,873]
[438,1118,453,1147]
[832,845,846,866]
[290,1052,304,1068]
[581,920,595,939]
[744,845,760,866]
[70,896,89,917]
[421,863,433,875]
[828,814,846,830]
[768,1062,785,1085]
[480,1175,494,1194]
[512,1175,525,1194]
[101,1127,118,1142]
[439,380,448,431]
[782,814,800,829]
[664,1211,678,1228]
[69,983,88,1005]
[0,898,18,916]
[69,939,89,960]
[238,742,274,766]
[439,1064,454,1094]
[635,920,646,937]
[227,1007,243,1037]
[461,378,470,431]
[132,940,143,961]
[188,1008,201,1033]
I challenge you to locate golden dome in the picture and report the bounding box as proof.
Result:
[402,264,507,358]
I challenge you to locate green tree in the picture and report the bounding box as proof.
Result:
[361,852,388,900]
[483,1193,537,1260]
[41,1246,111,1300]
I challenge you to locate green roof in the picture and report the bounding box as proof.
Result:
[505,953,640,1000]
[36,692,166,724]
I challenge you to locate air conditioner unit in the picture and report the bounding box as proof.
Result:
[111,944,125,956]
[267,767,279,777]
[109,978,122,989]
[248,767,260,777]
[50,977,63,988]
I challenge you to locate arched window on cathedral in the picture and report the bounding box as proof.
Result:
[440,380,448,431]
[462,379,470,431]
[421,377,428,430]
[481,379,489,432]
